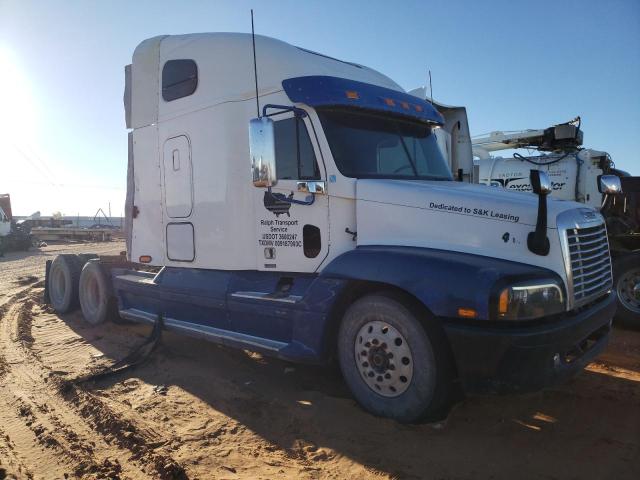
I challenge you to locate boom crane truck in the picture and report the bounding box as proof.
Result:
[472,120,640,326]
[46,34,617,422]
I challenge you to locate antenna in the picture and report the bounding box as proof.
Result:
[251,9,260,117]
[428,69,433,105]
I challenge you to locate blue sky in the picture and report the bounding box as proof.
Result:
[0,0,638,215]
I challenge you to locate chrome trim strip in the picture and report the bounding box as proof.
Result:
[119,308,287,352]
[575,270,611,287]
[571,250,609,264]
[230,291,303,304]
[573,265,611,281]
[568,236,607,248]
[567,226,606,236]
[120,308,156,323]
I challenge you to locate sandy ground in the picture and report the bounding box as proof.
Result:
[0,242,639,480]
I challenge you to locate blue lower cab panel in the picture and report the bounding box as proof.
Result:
[114,268,231,330]
[112,267,349,363]
[111,246,616,393]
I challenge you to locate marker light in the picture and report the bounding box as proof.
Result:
[414,105,423,112]
[345,90,359,100]
[458,308,477,318]
[400,101,410,110]
[384,98,396,106]
[139,255,152,263]
[499,289,509,315]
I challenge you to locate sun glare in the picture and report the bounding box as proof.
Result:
[0,45,37,142]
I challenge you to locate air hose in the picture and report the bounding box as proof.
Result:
[72,314,165,385]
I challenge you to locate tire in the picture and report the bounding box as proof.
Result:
[48,254,83,313]
[337,294,454,423]
[78,253,98,263]
[613,255,640,329]
[79,260,117,325]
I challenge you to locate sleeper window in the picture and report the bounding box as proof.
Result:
[162,59,198,101]
[274,117,320,180]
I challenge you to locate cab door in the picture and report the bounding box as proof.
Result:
[162,135,195,262]
[252,113,329,273]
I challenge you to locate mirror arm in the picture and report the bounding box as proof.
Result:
[262,104,308,119]
[266,187,315,206]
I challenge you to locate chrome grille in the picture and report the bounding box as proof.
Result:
[567,223,612,306]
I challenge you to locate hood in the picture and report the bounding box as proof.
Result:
[353,179,599,279]
[356,179,584,229]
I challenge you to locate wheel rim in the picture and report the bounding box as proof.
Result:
[616,268,640,314]
[83,275,101,317]
[50,266,67,306]
[354,320,413,398]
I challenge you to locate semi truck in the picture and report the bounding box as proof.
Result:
[471,120,639,326]
[46,33,618,422]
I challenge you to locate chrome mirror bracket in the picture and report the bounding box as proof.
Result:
[297,181,326,195]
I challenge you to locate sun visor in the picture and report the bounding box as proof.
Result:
[283,76,444,125]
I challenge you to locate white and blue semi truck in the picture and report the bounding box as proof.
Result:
[46,33,618,422]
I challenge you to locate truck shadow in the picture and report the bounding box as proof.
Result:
[58,311,640,479]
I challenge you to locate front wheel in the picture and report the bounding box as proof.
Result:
[613,255,640,328]
[337,294,454,423]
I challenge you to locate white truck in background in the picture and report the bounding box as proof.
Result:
[0,194,32,253]
[0,206,10,254]
[471,120,639,326]
[45,33,618,422]
[0,194,12,240]
[0,207,9,238]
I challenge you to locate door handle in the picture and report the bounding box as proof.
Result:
[297,181,326,195]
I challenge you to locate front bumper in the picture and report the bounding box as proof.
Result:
[443,291,616,394]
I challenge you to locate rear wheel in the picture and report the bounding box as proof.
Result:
[79,260,117,325]
[338,294,453,423]
[613,255,640,328]
[48,254,83,313]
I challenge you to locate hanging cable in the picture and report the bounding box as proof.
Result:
[513,151,572,166]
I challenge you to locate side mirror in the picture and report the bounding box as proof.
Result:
[528,169,551,256]
[530,170,552,195]
[598,175,622,195]
[249,117,277,188]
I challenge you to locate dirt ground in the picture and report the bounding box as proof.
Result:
[0,242,638,480]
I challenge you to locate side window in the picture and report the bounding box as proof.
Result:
[162,60,198,102]
[274,117,320,180]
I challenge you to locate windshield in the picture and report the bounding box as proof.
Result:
[317,108,452,181]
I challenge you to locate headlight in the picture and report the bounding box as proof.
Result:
[497,279,565,320]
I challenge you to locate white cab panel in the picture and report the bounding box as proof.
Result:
[166,222,195,261]
[130,125,164,264]
[162,135,193,218]
[157,98,260,270]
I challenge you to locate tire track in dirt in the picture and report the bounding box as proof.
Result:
[0,286,188,479]
[0,424,33,480]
